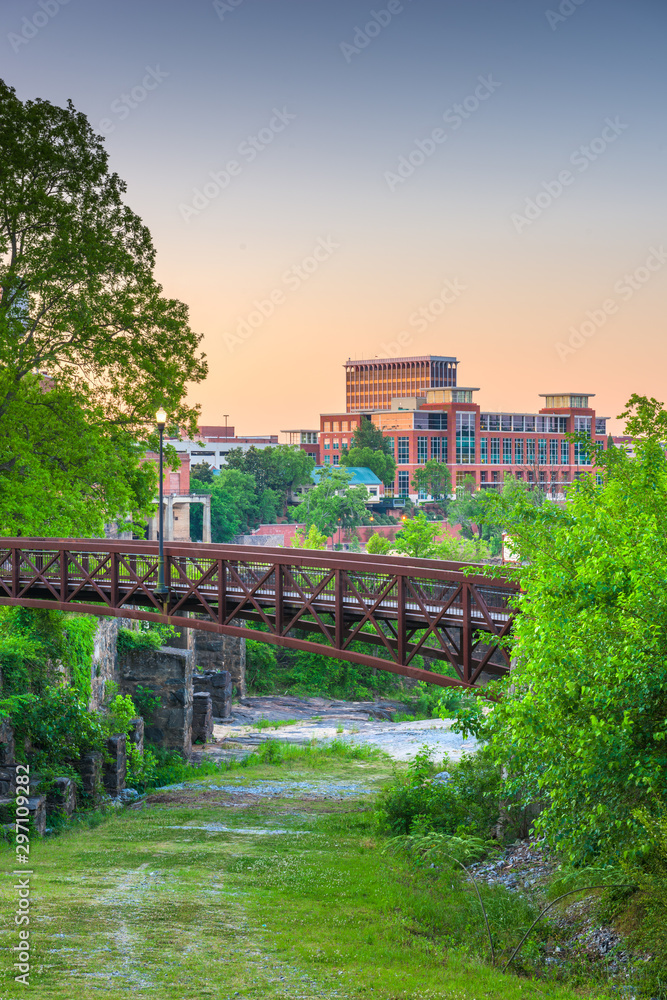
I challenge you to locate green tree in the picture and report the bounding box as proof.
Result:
[224,445,314,515]
[294,467,370,538]
[190,468,260,542]
[340,445,396,487]
[472,395,667,862]
[366,532,393,555]
[349,419,392,455]
[393,512,438,558]
[291,524,328,549]
[0,79,206,536]
[411,460,452,509]
[190,461,215,484]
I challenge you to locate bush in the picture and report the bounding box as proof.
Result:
[116,622,175,653]
[376,745,501,838]
[10,686,108,770]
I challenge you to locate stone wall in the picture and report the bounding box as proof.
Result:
[90,617,122,711]
[119,646,194,755]
[194,631,246,697]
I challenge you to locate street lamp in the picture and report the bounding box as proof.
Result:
[337,516,342,548]
[155,407,169,602]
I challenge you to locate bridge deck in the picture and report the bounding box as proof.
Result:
[0,540,518,689]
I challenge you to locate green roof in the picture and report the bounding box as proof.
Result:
[311,466,383,486]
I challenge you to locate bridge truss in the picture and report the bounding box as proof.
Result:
[0,540,517,689]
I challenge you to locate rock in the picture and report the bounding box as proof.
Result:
[119,788,140,803]
[103,734,127,796]
[46,777,76,818]
[431,771,452,784]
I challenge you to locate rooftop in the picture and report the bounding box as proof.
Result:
[311,466,383,486]
[344,355,458,366]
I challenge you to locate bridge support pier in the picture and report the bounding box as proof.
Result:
[119,645,194,755]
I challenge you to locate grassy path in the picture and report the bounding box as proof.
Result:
[0,754,602,999]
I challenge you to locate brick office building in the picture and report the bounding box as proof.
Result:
[319,356,608,499]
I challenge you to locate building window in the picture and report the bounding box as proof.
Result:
[333,455,339,465]
[386,436,395,457]
[480,414,489,431]
[441,437,448,463]
[428,412,447,430]
[490,437,500,465]
[549,440,558,465]
[397,437,410,464]
[503,438,512,464]
[324,455,330,465]
[480,437,488,464]
[574,416,592,465]
[417,436,428,463]
[501,415,512,432]
[524,416,535,432]
[526,439,535,464]
[398,470,410,495]
[480,471,487,482]
[431,437,440,461]
[323,421,331,432]
[456,412,476,464]
[515,470,523,480]
[512,415,525,432]
[561,439,569,464]
[538,438,547,465]
[323,441,330,450]
[514,439,524,464]
[595,418,607,435]
[333,440,339,449]
[488,414,500,431]
[492,470,500,482]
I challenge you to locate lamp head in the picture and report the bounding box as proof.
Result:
[156,407,167,430]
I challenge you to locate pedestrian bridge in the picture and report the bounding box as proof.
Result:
[0,539,517,689]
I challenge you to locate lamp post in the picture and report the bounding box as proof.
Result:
[337,516,342,548]
[155,407,169,602]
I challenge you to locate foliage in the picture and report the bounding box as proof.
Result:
[0,607,97,700]
[223,444,315,516]
[190,467,280,542]
[245,633,422,701]
[412,460,452,508]
[126,742,158,790]
[376,744,501,838]
[366,532,393,555]
[132,685,162,722]
[435,533,491,563]
[190,461,215,484]
[340,445,396,487]
[116,622,175,653]
[471,395,667,863]
[294,466,370,537]
[0,79,206,537]
[10,685,108,770]
[393,511,438,558]
[105,693,138,737]
[349,418,393,455]
[291,524,328,549]
[61,614,98,702]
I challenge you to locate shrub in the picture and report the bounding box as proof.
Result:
[376,745,501,838]
[116,622,175,653]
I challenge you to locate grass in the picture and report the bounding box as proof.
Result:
[251,717,300,731]
[0,748,604,1000]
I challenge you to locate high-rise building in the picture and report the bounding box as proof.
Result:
[321,357,608,500]
[345,355,458,412]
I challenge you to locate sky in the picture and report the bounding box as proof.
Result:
[2,0,666,434]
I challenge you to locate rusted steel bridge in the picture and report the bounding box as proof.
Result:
[0,539,517,689]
